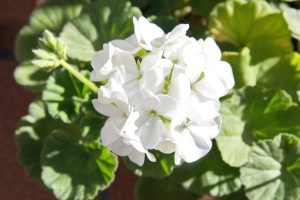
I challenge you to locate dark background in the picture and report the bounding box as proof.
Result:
[0,0,137,199]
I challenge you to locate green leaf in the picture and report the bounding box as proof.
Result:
[281,4,300,41]
[59,0,141,62]
[41,130,118,200]
[240,133,300,200]
[14,61,49,91]
[136,177,198,200]
[123,151,175,178]
[15,1,84,62]
[222,48,257,88]
[209,0,292,64]
[60,18,96,61]
[15,99,65,180]
[257,53,300,101]
[172,145,241,197]
[218,86,300,167]
[42,69,90,123]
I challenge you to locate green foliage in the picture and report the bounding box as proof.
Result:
[32,30,67,71]
[240,133,300,200]
[42,69,90,123]
[14,0,300,199]
[172,145,242,197]
[136,177,198,200]
[123,152,175,178]
[41,131,117,200]
[15,99,65,180]
[15,1,84,62]
[59,0,141,62]
[218,87,300,167]
[209,0,292,63]
[14,61,49,91]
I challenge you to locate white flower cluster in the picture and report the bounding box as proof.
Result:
[91,17,234,166]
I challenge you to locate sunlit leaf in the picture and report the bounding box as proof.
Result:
[218,87,300,167]
[172,145,241,197]
[240,133,300,200]
[209,0,292,64]
[41,130,118,200]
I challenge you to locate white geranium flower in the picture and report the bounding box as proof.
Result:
[91,16,235,166]
[92,79,155,166]
[171,116,221,165]
[133,16,189,52]
[131,90,178,149]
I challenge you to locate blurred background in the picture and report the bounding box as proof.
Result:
[0,0,136,199]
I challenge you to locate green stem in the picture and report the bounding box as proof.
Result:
[60,60,98,93]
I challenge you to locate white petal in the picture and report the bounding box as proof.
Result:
[189,117,221,139]
[138,117,164,149]
[108,138,133,156]
[92,99,122,117]
[140,51,163,72]
[168,73,191,104]
[186,93,220,121]
[128,151,145,166]
[100,117,123,146]
[165,24,189,45]
[140,68,164,93]
[194,71,228,99]
[203,37,221,63]
[146,152,156,162]
[211,61,235,90]
[179,131,210,163]
[131,90,160,111]
[134,16,165,50]
[188,124,213,149]
[157,94,178,118]
[156,140,176,154]
[110,35,140,54]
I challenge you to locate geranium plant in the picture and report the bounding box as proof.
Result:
[14,0,300,200]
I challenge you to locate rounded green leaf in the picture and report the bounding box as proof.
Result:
[256,53,300,101]
[42,69,90,123]
[59,0,141,62]
[218,87,300,167]
[41,131,118,200]
[14,61,49,91]
[240,133,300,200]
[172,145,241,197]
[15,99,65,180]
[15,1,84,62]
[123,151,175,178]
[136,177,198,200]
[209,0,292,64]
[222,48,257,88]
[60,17,96,62]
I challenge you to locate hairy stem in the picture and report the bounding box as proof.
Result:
[60,60,98,93]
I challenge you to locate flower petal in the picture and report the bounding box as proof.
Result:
[138,117,164,149]
[100,117,124,146]
[157,94,178,118]
[186,93,220,121]
[92,99,122,117]
[131,90,160,110]
[128,151,145,166]
[194,71,228,99]
[178,131,211,163]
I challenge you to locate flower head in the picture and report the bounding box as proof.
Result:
[91,16,234,166]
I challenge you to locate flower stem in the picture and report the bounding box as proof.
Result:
[60,60,98,93]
